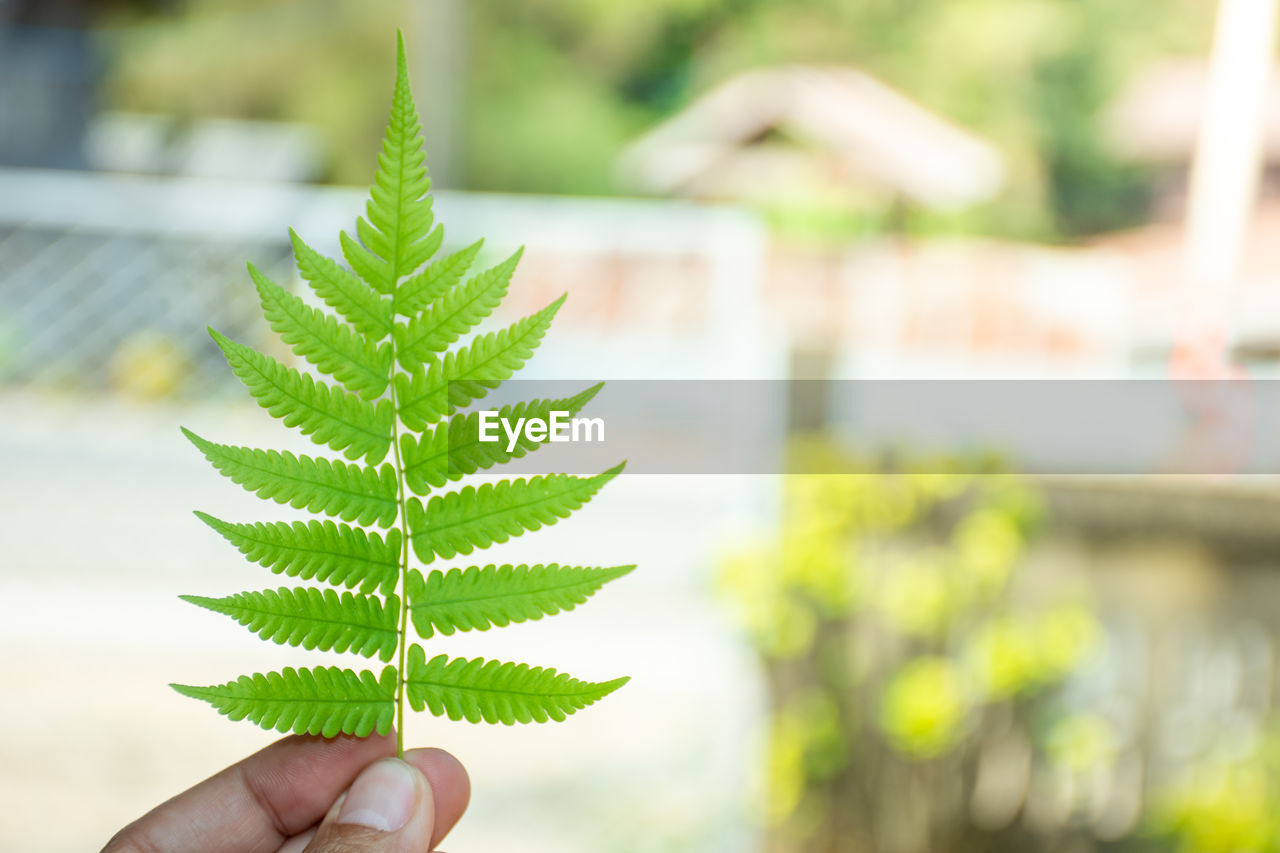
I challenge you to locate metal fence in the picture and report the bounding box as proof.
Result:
[0,167,780,398]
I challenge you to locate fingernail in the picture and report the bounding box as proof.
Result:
[337,757,418,832]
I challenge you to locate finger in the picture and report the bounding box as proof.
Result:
[104,732,397,852]
[280,749,467,852]
[277,827,317,853]
[278,791,344,852]
[402,748,469,848]
[302,757,434,853]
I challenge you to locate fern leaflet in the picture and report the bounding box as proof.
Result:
[290,229,392,338]
[397,239,484,316]
[181,587,400,661]
[194,512,400,594]
[209,330,394,463]
[407,563,635,637]
[172,666,396,737]
[407,465,623,563]
[250,262,392,399]
[395,295,566,430]
[405,646,630,725]
[400,383,602,494]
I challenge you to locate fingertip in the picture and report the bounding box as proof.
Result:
[335,757,427,833]
[402,747,470,847]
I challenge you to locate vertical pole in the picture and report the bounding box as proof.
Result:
[408,0,466,188]
[1175,0,1278,375]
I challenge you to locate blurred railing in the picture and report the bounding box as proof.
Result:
[0,167,780,398]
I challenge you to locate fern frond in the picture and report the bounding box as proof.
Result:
[393,248,523,370]
[405,645,628,724]
[400,383,602,494]
[182,587,400,661]
[178,35,630,743]
[289,229,392,338]
[407,563,634,638]
[406,464,623,563]
[249,263,392,399]
[395,294,566,431]
[172,666,396,737]
[183,429,397,527]
[209,329,394,463]
[194,512,400,594]
[396,239,484,316]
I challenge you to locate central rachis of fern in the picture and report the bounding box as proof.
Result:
[172,34,632,750]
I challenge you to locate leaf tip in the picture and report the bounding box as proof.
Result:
[178,425,205,449]
[206,327,234,352]
[574,381,605,411]
[599,675,631,696]
[178,593,218,611]
[170,682,203,700]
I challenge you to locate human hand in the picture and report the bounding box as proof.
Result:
[103,732,469,852]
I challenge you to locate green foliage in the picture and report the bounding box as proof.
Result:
[1150,727,1280,853]
[173,35,630,745]
[717,465,1102,840]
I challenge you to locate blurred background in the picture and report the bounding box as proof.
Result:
[5,0,1280,851]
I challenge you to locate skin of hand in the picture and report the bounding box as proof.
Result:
[102,732,469,853]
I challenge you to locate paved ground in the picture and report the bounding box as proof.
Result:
[0,392,770,852]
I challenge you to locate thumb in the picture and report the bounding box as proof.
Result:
[303,757,435,853]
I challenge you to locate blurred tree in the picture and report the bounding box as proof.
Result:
[717,458,1106,852]
[101,0,1214,237]
[99,0,407,183]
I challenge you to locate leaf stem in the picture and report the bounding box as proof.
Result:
[389,373,410,758]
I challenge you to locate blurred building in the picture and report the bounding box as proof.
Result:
[617,66,1006,213]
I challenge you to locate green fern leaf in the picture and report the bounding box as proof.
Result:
[173,666,396,737]
[393,248,523,370]
[177,34,629,746]
[406,464,623,563]
[249,263,392,399]
[407,563,634,638]
[182,587,400,661]
[405,645,629,724]
[209,329,394,462]
[289,229,392,338]
[183,429,397,527]
[194,512,400,594]
[396,239,484,316]
[395,294,566,431]
[400,383,602,494]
